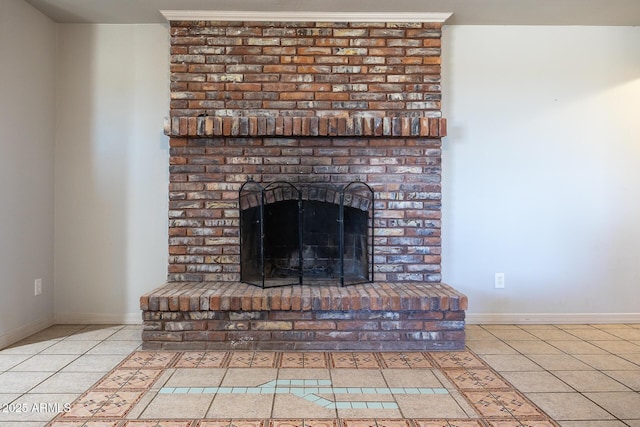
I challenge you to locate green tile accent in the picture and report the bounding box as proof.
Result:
[156,378,449,411]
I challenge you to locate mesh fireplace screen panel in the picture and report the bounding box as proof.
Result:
[239,180,373,287]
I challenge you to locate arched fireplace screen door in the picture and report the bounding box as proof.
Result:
[239,180,374,288]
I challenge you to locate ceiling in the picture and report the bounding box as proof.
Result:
[23,0,640,26]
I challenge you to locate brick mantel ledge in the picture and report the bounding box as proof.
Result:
[163,116,447,138]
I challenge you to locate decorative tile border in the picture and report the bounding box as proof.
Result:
[47,350,559,427]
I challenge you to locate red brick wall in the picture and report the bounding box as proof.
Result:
[166,20,446,283]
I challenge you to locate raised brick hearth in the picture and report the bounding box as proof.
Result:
[141,16,467,351]
[141,282,467,350]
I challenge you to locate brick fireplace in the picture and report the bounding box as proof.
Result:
[140,15,467,350]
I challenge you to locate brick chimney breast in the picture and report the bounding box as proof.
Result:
[166,20,446,284]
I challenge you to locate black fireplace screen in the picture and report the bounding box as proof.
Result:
[239,180,374,287]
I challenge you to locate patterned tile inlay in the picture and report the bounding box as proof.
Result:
[466,391,545,418]
[429,351,487,369]
[270,420,338,427]
[95,369,163,390]
[445,368,511,391]
[61,391,143,418]
[378,352,432,369]
[414,421,484,427]
[200,421,264,427]
[343,420,410,427]
[120,352,176,369]
[122,422,192,427]
[280,352,329,368]
[175,351,228,368]
[47,349,558,427]
[49,422,120,427]
[330,352,379,368]
[228,351,278,368]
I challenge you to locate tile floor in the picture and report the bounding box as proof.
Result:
[0,323,638,426]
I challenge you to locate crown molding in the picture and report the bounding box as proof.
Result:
[160,10,452,23]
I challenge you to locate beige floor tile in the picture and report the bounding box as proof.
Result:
[623,421,640,427]
[395,394,468,418]
[559,421,628,426]
[518,324,560,330]
[39,340,101,355]
[556,324,600,330]
[65,326,122,341]
[590,340,640,353]
[500,371,573,392]
[277,368,330,380]
[106,328,144,341]
[0,354,31,371]
[574,354,639,370]
[86,340,141,355]
[464,329,496,341]
[0,393,21,406]
[479,354,543,372]
[566,329,619,341]
[585,391,640,419]
[552,370,630,392]
[30,371,106,394]
[486,329,539,341]
[0,371,53,393]
[271,394,337,418]
[14,325,83,341]
[207,393,274,418]
[10,355,78,372]
[148,367,175,390]
[465,340,517,355]
[60,354,127,372]
[598,327,640,341]
[382,369,443,388]
[124,388,156,419]
[546,340,608,355]
[604,370,640,390]
[527,354,593,371]
[526,392,615,421]
[619,353,640,365]
[481,325,522,331]
[164,368,226,388]
[141,393,213,418]
[337,407,403,419]
[1,340,57,355]
[527,329,582,341]
[220,368,277,387]
[330,369,387,388]
[506,341,563,355]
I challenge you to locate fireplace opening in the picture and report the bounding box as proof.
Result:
[239,180,374,287]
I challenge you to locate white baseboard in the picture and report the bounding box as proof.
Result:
[466,312,640,324]
[0,316,55,350]
[54,312,142,325]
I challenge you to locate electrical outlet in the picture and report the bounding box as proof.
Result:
[34,278,42,296]
[494,272,505,289]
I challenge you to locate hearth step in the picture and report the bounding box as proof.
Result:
[140,282,467,351]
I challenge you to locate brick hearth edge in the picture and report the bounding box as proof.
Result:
[140,282,467,351]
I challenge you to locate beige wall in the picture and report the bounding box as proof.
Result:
[54,24,170,323]
[441,25,640,322]
[0,0,57,346]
